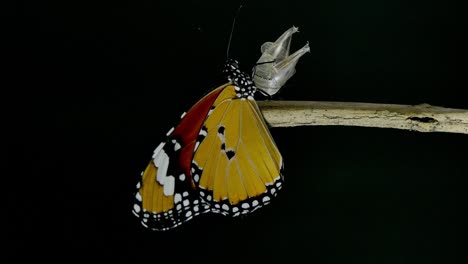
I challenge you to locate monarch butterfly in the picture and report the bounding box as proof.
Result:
[132,26,309,231]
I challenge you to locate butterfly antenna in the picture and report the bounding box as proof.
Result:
[226,2,245,59]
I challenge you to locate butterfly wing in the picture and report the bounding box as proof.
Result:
[191,85,284,216]
[132,84,229,230]
[134,60,285,230]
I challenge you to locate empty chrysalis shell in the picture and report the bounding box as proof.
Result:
[252,26,310,96]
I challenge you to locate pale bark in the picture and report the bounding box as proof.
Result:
[258,101,468,134]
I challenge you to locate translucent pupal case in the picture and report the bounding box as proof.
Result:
[253,26,310,96]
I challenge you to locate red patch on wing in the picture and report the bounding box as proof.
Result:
[179,141,195,181]
[171,85,226,178]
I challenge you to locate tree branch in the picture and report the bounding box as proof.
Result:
[257,101,468,135]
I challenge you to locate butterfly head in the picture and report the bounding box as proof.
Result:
[223,59,256,99]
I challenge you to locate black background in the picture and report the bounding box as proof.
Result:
[5,0,467,262]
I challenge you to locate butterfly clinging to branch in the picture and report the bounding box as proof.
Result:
[132,25,309,231]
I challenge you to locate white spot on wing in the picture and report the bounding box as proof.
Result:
[193,174,199,182]
[183,200,190,206]
[222,204,229,211]
[179,174,185,181]
[180,112,186,118]
[133,204,141,213]
[154,151,176,196]
[199,129,207,137]
[174,193,182,203]
[163,176,175,196]
[152,142,165,158]
[153,147,167,166]
[174,142,181,151]
[241,203,250,209]
[166,127,175,136]
[252,200,259,207]
[156,152,169,183]
[135,192,142,202]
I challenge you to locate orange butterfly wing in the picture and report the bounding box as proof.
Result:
[132,84,228,230]
[191,85,283,216]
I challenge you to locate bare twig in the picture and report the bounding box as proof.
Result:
[258,101,468,135]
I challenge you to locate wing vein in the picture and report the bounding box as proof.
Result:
[231,101,248,200]
[197,99,233,170]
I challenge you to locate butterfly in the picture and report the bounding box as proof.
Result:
[132,26,309,231]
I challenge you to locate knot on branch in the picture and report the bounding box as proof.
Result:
[406,116,438,123]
